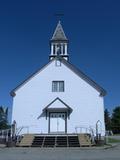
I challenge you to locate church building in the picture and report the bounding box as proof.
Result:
[11,21,106,136]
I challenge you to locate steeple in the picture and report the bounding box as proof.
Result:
[50,21,69,61]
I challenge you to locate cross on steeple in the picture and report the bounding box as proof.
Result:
[49,21,69,61]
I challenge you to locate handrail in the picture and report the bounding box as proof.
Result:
[75,126,95,143]
[16,126,29,135]
[0,128,12,143]
[75,126,94,134]
[0,125,29,142]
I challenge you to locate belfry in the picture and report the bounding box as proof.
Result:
[50,21,69,61]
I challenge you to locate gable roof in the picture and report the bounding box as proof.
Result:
[10,57,106,97]
[42,97,73,112]
[51,21,68,41]
[61,58,107,96]
[37,97,73,119]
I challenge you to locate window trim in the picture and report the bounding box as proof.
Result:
[52,81,65,92]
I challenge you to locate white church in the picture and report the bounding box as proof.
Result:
[11,21,106,136]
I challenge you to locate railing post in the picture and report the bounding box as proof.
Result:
[6,130,7,142]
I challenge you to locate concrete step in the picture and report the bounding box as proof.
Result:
[78,134,92,147]
[43,136,55,147]
[32,136,44,147]
[19,134,34,147]
[18,134,92,147]
[68,136,80,147]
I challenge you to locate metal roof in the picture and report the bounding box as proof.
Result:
[51,21,68,41]
[10,57,107,97]
[42,97,73,112]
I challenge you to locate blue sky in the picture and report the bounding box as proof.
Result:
[0,0,120,114]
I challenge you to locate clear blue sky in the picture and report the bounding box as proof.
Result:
[0,0,120,113]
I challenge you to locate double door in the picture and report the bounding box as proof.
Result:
[49,112,66,133]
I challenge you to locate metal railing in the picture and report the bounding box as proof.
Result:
[16,126,29,135]
[75,126,95,134]
[0,125,29,144]
[0,128,12,143]
[75,126,95,144]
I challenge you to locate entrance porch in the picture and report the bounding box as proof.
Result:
[41,97,73,134]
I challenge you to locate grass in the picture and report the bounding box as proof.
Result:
[108,138,120,143]
[114,134,120,136]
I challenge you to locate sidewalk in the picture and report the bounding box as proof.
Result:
[0,144,6,148]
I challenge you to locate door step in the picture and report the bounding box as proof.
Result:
[78,134,92,147]
[18,134,92,147]
[18,134,35,147]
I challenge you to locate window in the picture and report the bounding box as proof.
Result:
[55,59,61,66]
[52,81,64,92]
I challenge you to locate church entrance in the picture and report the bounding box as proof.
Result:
[49,112,66,134]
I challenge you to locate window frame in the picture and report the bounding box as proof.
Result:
[52,81,64,92]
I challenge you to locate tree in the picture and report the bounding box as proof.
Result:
[104,109,111,130]
[111,106,120,134]
[0,106,9,129]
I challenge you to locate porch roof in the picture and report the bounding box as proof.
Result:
[42,97,73,113]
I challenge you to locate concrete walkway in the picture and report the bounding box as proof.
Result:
[0,144,120,160]
[0,136,120,160]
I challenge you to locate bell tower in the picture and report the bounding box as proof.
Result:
[50,21,69,61]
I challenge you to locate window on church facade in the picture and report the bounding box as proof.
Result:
[55,59,61,66]
[52,81,64,92]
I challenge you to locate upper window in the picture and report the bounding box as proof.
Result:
[55,59,61,66]
[52,81,64,92]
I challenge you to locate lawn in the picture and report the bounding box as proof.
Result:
[108,138,120,143]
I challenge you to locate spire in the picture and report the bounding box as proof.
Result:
[51,21,68,41]
[50,21,69,61]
